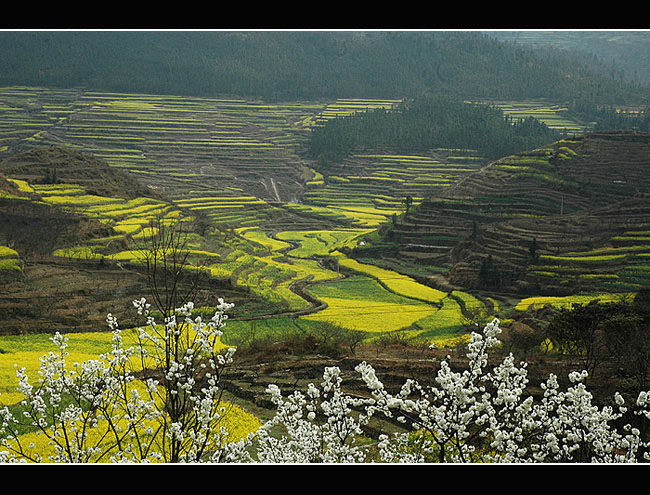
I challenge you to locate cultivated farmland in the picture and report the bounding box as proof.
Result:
[471,99,592,134]
[0,86,646,356]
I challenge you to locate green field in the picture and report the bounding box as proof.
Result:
[0,86,641,362]
[301,275,440,333]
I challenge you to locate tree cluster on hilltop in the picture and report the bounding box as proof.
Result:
[307,95,562,168]
[0,31,646,103]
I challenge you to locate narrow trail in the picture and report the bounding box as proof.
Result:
[269,177,281,202]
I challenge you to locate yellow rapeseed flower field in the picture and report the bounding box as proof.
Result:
[514,292,633,311]
[5,378,261,462]
[303,297,438,333]
[337,257,447,304]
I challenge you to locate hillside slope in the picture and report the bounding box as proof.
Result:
[359,130,650,296]
[0,145,271,334]
[0,145,159,200]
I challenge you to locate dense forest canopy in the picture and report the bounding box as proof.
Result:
[0,30,648,103]
[307,95,562,166]
[487,31,650,83]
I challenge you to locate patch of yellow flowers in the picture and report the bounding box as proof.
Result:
[0,329,262,462]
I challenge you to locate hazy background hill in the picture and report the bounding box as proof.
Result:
[486,31,650,84]
[1,30,648,104]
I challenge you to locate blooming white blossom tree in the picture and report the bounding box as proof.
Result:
[352,319,650,463]
[253,366,376,463]
[258,318,650,463]
[0,297,245,463]
[2,299,650,463]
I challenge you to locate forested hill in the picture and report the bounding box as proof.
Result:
[307,95,562,167]
[487,31,650,84]
[0,31,647,104]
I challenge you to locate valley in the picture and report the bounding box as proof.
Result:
[3,28,650,465]
[1,86,647,333]
[0,85,648,424]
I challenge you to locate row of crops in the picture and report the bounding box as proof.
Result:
[7,179,182,253]
[1,86,636,349]
[3,171,493,343]
[472,99,592,134]
[527,231,650,292]
[300,151,488,230]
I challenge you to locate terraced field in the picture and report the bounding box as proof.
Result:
[13,181,182,250]
[513,292,633,312]
[472,99,592,134]
[522,217,650,293]
[303,98,402,126]
[297,248,491,344]
[0,87,316,201]
[0,245,21,280]
[303,150,486,227]
[275,229,372,257]
[368,131,650,303]
[5,85,650,462]
[1,87,645,349]
[0,88,405,203]
[1,166,480,343]
[13,182,337,313]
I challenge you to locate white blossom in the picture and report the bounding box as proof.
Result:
[2,299,650,464]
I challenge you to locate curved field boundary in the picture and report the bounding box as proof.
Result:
[336,255,447,305]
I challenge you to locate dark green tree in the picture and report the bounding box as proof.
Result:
[402,195,413,216]
[478,255,496,288]
[546,300,620,380]
[603,312,650,392]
